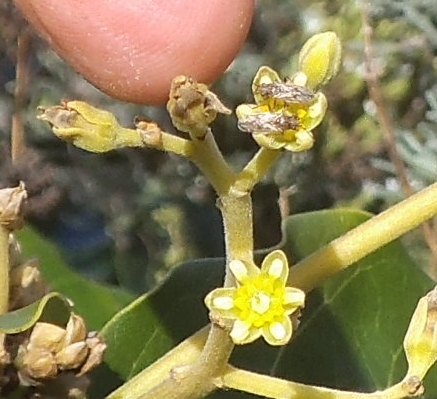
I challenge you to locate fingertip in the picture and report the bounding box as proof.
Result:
[14,0,254,104]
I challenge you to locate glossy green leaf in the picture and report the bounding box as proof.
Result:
[101,258,224,380]
[0,292,71,333]
[98,209,437,398]
[16,228,134,330]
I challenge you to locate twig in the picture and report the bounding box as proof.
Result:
[11,27,31,163]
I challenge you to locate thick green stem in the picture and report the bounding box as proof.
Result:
[289,181,437,292]
[106,327,209,399]
[0,227,9,314]
[219,366,418,399]
[117,131,255,399]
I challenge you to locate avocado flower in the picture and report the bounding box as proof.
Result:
[205,250,305,346]
[236,66,327,152]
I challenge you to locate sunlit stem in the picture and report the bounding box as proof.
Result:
[143,130,194,158]
[105,327,209,399]
[190,129,235,196]
[234,147,281,194]
[289,180,437,292]
[219,365,420,399]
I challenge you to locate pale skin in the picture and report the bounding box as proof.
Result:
[13,0,254,104]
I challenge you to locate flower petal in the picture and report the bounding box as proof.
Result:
[229,259,249,283]
[261,250,289,282]
[230,319,251,343]
[284,287,306,313]
[262,317,293,346]
[301,92,327,131]
[252,66,281,104]
[253,133,286,150]
[231,320,262,345]
[283,129,314,152]
[204,288,238,319]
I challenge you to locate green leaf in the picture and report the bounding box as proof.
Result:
[16,228,134,330]
[100,258,224,380]
[98,209,437,398]
[0,292,71,334]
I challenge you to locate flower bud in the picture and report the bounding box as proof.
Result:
[38,101,143,153]
[28,322,66,352]
[79,333,106,376]
[0,182,27,231]
[55,342,89,370]
[403,287,437,379]
[298,31,342,90]
[167,75,231,138]
[19,347,57,379]
[63,314,87,346]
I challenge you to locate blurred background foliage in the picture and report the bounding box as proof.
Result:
[2,0,437,294]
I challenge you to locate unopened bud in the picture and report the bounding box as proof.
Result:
[55,342,89,370]
[19,347,57,379]
[63,314,87,346]
[28,322,65,353]
[79,333,106,376]
[0,182,27,231]
[167,75,231,138]
[10,259,47,310]
[298,31,342,90]
[403,287,437,379]
[38,101,142,153]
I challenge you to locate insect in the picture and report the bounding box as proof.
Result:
[256,81,315,105]
[238,112,301,134]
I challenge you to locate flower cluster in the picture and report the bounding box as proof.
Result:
[236,67,327,152]
[205,250,305,346]
[236,31,341,152]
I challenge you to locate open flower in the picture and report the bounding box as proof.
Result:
[205,250,305,346]
[236,66,327,152]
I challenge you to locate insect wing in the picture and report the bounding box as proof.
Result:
[256,82,315,104]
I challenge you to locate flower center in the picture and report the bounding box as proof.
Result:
[251,292,271,314]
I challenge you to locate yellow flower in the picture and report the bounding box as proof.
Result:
[236,66,327,152]
[205,250,305,346]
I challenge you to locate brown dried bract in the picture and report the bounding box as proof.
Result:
[256,82,315,104]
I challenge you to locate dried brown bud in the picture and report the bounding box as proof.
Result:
[19,347,57,379]
[55,342,89,370]
[63,314,87,346]
[0,182,27,230]
[167,75,231,138]
[79,333,106,376]
[9,258,48,310]
[135,118,163,148]
[28,322,66,353]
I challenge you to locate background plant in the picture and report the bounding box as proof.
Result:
[1,0,437,398]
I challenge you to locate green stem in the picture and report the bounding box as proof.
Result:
[0,226,9,315]
[106,327,209,399]
[190,129,235,196]
[141,130,194,158]
[289,181,437,292]
[219,366,417,399]
[115,132,255,399]
[233,147,281,194]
